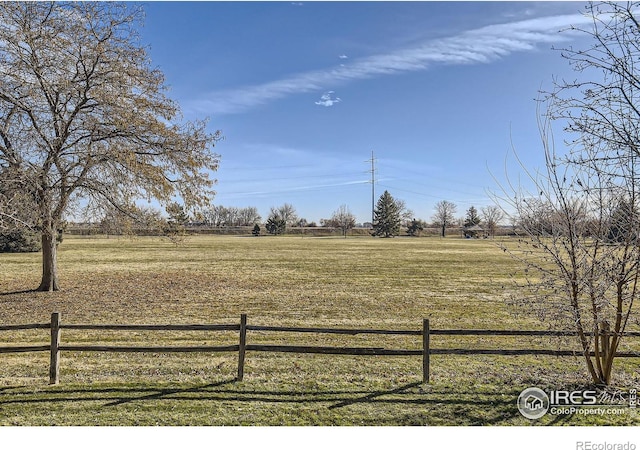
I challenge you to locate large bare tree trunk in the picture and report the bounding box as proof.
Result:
[37,227,59,292]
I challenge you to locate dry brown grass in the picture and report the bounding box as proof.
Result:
[0,234,638,425]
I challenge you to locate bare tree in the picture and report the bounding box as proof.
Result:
[394,199,414,225]
[545,2,640,163]
[238,206,261,226]
[327,204,356,238]
[200,205,261,227]
[502,115,640,385]
[481,205,504,238]
[0,3,221,291]
[498,1,640,384]
[432,200,457,238]
[272,203,298,227]
[543,1,640,385]
[201,205,226,227]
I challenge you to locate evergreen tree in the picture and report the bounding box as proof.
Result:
[166,202,190,225]
[252,224,261,236]
[0,229,41,253]
[0,167,41,252]
[163,202,189,245]
[265,216,286,235]
[464,206,481,227]
[607,199,637,243]
[407,219,425,237]
[372,191,402,238]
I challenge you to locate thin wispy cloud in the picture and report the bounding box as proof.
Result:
[190,13,591,115]
[221,180,368,199]
[338,54,349,59]
[315,91,341,107]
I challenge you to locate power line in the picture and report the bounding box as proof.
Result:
[219,180,369,197]
[377,183,483,206]
[383,162,488,191]
[219,170,365,184]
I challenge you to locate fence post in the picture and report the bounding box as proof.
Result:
[49,312,61,385]
[237,314,247,381]
[422,318,430,383]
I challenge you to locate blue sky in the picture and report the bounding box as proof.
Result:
[138,1,593,225]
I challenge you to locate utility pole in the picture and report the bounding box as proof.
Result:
[366,150,376,226]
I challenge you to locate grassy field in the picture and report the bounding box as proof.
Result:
[0,234,639,426]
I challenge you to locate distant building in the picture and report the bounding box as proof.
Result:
[463,224,485,239]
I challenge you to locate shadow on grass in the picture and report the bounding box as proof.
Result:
[104,379,236,407]
[328,381,423,409]
[0,385,27,393]
[0,289,38,296]
[0,379,523,425]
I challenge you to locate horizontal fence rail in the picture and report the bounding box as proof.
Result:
[0,323,51,331]
[0,345,51,354]
[430,329,640,337]
[61,324,240,331]
[58,345,240,353]
[246,325,422,336]
[0,313,639,384]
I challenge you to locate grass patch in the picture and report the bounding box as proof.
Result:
[1,235,639,425]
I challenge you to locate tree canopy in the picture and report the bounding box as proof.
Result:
[432,200,457,238]
[327,204,356,238]
[0,2,221,290]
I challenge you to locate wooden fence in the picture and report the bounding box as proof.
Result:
[1,313,639,385]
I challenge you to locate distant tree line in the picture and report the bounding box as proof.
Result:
[63,196,515,241]
[83,183,629,243]
[4,180,522,250]
[198,206,262,227]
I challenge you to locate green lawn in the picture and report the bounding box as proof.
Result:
[0,234,638,425]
